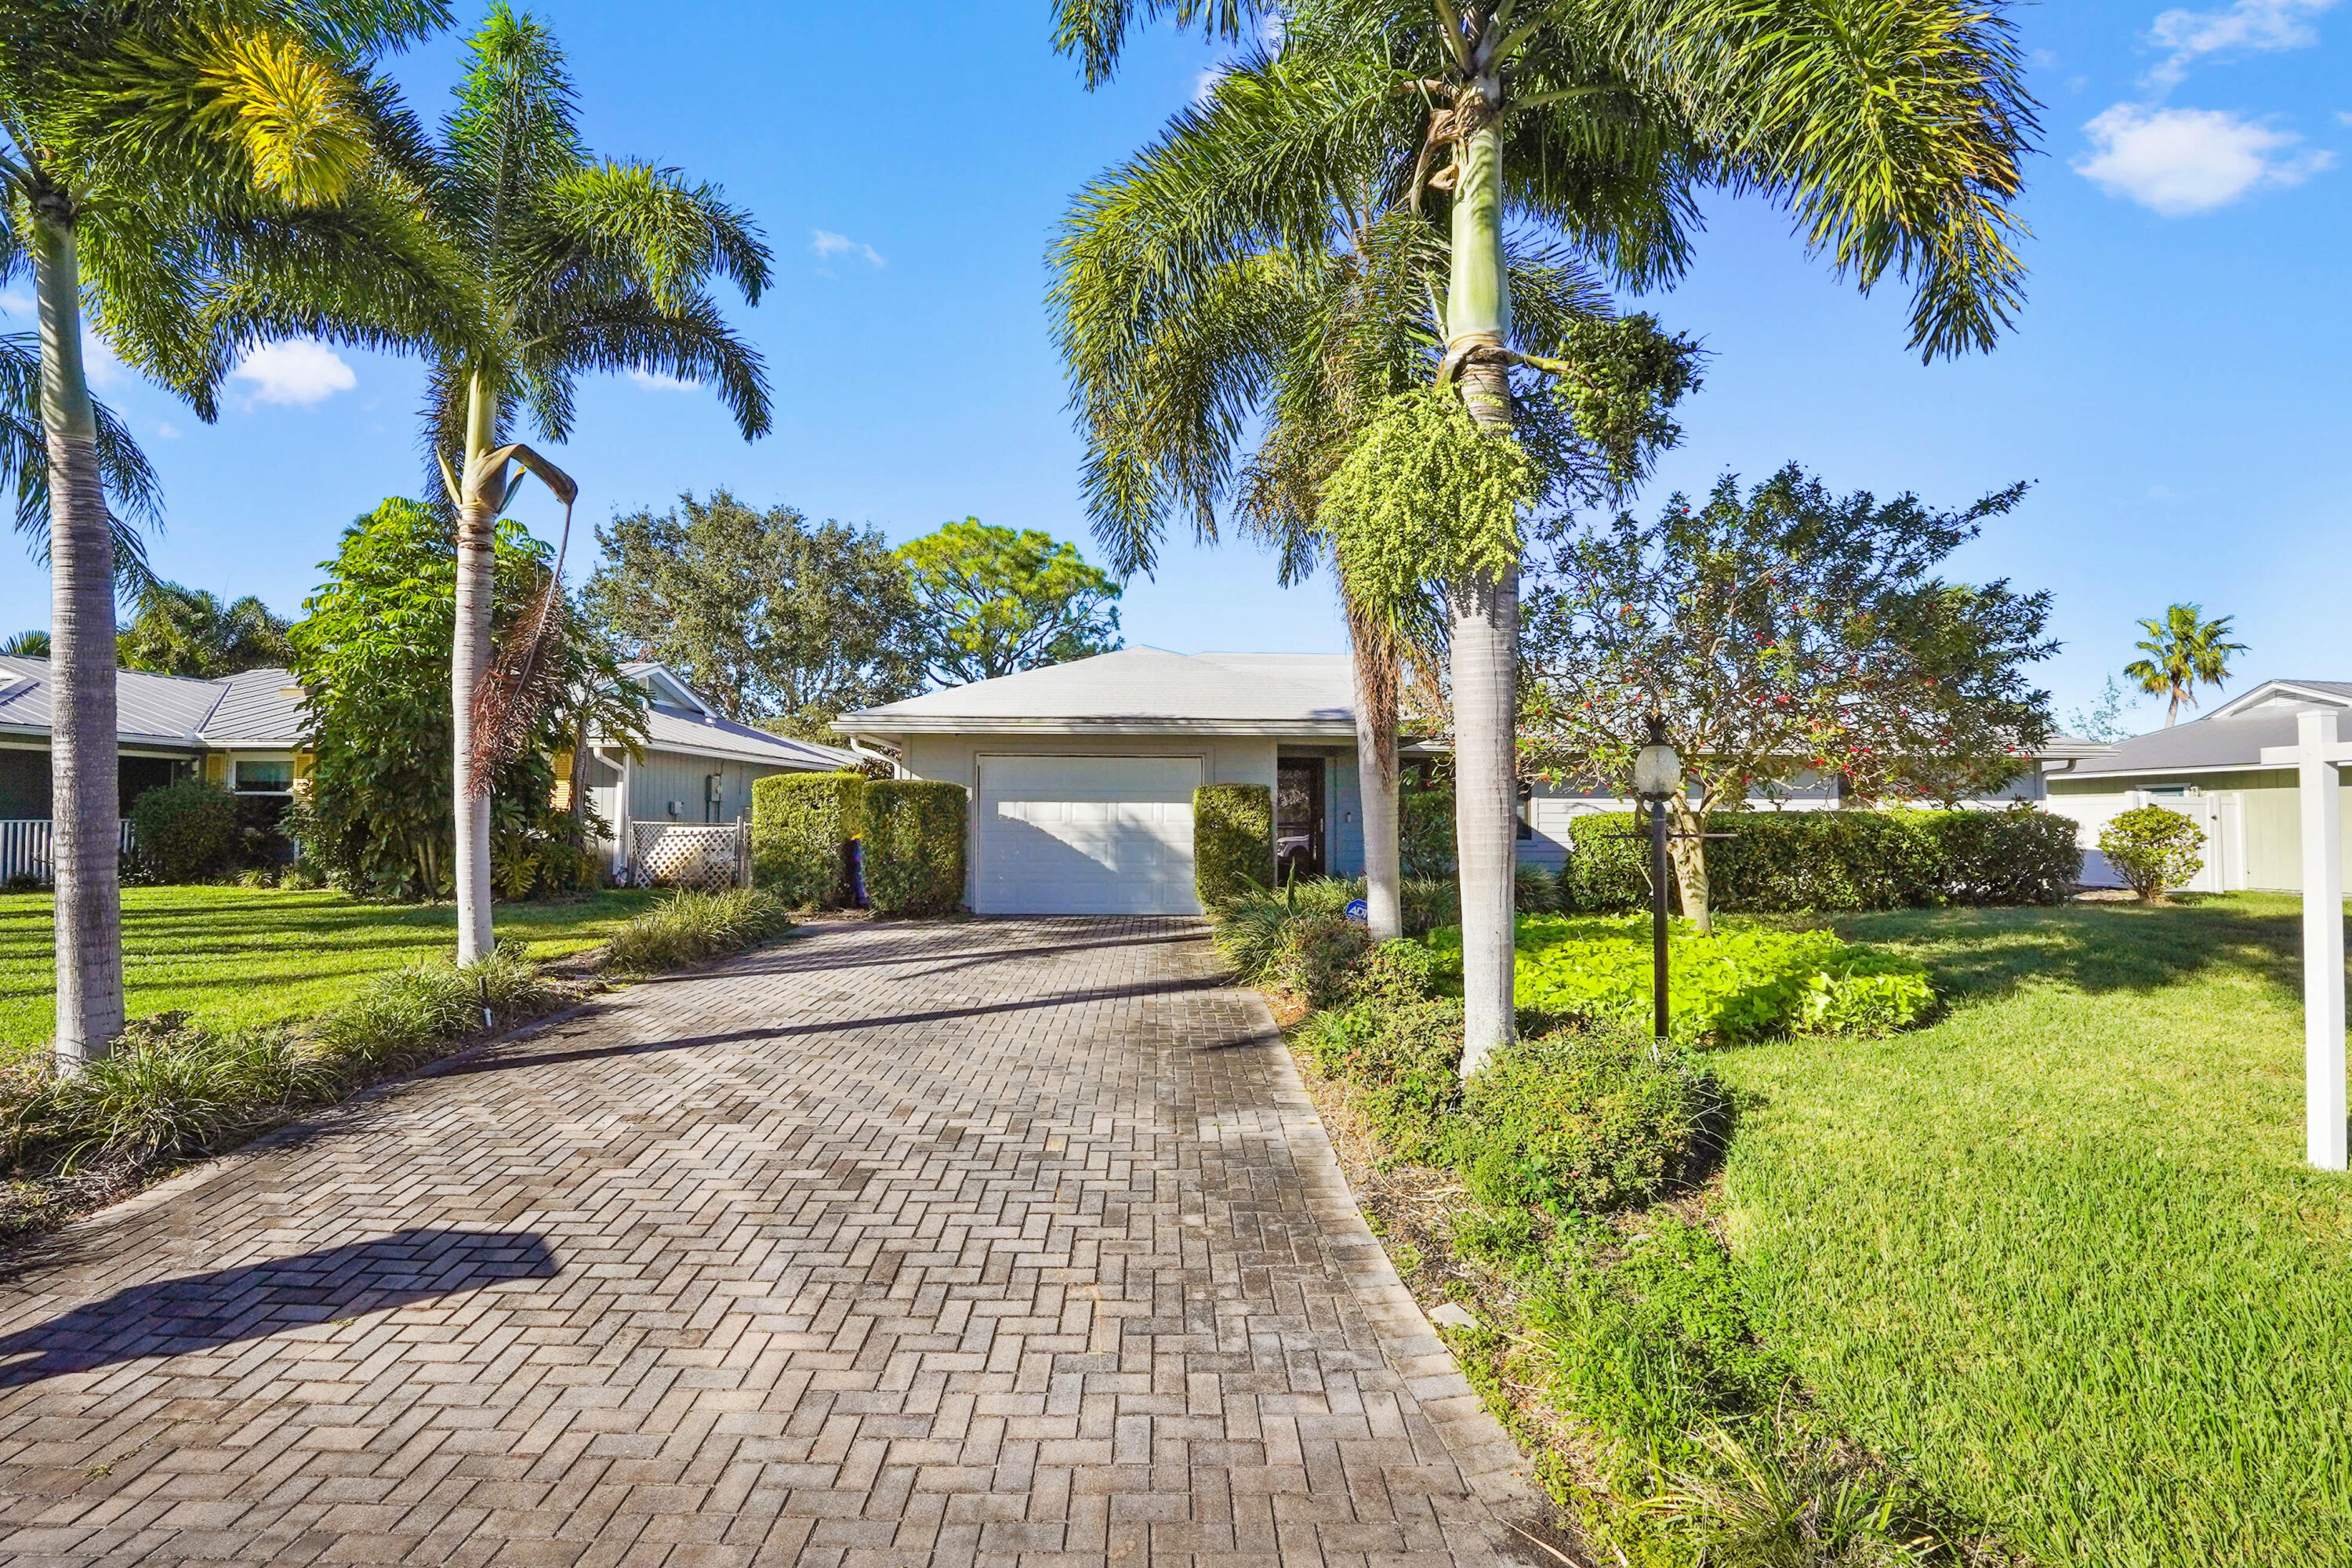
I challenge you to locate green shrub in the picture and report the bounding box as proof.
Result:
[1209,876,1457,982]
[307,946,555,1068]
[2099,804,2205,902]
[1400,777,1457,879]
[862,780,966,916]
[1515,864,1556,913]
[1399,877,1458,936]
[1194,783,1273,906]
[1430,916,1935,1043]
[1344,938,1443,1007]
[1460,1027,1713,1214]
[1293,998,1466,1161]
[1560,806,2083,914]
[752,771,866,908]
[1268,913,1374,1010]
[601,887,795,974]
[129,780,238,884]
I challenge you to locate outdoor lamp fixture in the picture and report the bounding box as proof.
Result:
[1633,716,1682,1047]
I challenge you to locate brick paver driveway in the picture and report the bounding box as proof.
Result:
[0,920,1536,1566]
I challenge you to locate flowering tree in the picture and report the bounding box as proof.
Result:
[1520,465,2056,929]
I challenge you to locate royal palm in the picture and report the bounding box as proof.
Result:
[1054,0,2038,1068]
[1,0,466,1062]
[417,7,772,963]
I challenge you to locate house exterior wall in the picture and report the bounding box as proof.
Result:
[626,748,785,829]
[2047,768,2352,891]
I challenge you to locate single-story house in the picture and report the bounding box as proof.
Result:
[0,654,852,883]
[836,647,2100,917]
[2048,679,2352,893]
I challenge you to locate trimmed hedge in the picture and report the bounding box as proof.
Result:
[129,780,238,884]
[1194,784,1273,906]
[1557,806,2082,914]
[863,780,967,916]
[751,771,866,908]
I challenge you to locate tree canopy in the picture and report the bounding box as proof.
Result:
[117,583,292,678]
[898,518,1123,686]
[291,498,642,901]
[583,490,924,731]
[2124,604,2245,728]
[1520,464,2057,925]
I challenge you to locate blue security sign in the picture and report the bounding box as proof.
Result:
[1344,898,1369,926]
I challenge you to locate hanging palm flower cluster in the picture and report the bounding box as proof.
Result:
[1319,386,1535,648]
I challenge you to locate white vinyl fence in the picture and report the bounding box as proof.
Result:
[0,820,138,887]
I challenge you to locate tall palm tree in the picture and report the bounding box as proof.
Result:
[1054,0,2038,1070]
[2125,604,2245,728]
[1057,157,1620,941]
[418,7,772,963]
[2,0,470,1063]
[1,630,48,658]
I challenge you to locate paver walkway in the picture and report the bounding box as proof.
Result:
[0,919,1536,1567]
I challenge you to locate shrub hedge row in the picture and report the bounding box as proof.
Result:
[1193,784,1273,907]
[863,780,967,916]
[751,771,866,908]
[1558,807,2082,913]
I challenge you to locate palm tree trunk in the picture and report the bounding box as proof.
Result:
[34,210,124,1068]
[452,373,503,960]
[1347,602,1403,944]
[1446,115,1519,1078]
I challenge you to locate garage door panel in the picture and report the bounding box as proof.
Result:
[976,756,1203,916]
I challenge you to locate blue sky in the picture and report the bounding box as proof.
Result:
[6,0,2345,732]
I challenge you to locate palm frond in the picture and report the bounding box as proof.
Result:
[1053,0,1278,87]
[519,284,771,442]
[0,332,162,592]
[526,161,771,309]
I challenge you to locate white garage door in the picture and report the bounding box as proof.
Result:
[975,755,1203,916]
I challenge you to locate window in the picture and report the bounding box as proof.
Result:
[1515,781,1534,841]
[234,759,294,794]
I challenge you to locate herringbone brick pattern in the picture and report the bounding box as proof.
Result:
[0,919,1532,1566]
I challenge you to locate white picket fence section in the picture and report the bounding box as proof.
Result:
[0,819,137,887]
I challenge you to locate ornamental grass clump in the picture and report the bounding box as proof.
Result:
[310,946,554,1068]
[1207,876,1457,982]
[601,888,794,975]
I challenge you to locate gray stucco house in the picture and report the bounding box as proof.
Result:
[0,655,851,884]
[837,647,2096,917]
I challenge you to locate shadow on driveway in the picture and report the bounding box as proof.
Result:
[0,1229,558,1388]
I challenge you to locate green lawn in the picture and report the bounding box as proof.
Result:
[0,884,661,1053]
[1716,894,2352,1568]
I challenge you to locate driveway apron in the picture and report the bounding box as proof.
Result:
[0,919,1534,1566]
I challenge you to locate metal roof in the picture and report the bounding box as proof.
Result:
[639,703,859,769]
[838,648,1357,735]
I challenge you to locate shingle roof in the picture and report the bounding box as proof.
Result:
[838,648,1356,732]
[2068,680,2352,778]
[0,656,857,771]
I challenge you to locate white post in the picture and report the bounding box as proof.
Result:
[2267,710,2350,1171]
[2298,710,2347,1171]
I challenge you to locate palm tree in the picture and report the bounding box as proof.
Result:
[2125,604,2245,727]
[1,630,47,658]
[417,6,772,963]
[2,0,469,1063]
[1054,0,2038,1071]
[1057,156,1621,942]
[118,582,294,677]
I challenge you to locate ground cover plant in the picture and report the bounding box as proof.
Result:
[1715,894,2352,1567]
[0,885,659,1056]
[1429,915,1937,1043]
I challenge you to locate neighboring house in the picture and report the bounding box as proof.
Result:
[836,647,2096,916]
[0,655,852,883]
[2047,680,2352,894]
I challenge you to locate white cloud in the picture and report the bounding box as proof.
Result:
[0,290,31,318]
[810,230,886,268]
[154,420,180,440]
[1192,64,1228,103]
[2075,103,2332,213]
[82,336,130,390]
[2146,0,2339,86]
[229,338,356,406]
[626,367,700,392]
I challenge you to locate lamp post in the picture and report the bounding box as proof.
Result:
[1632,716,1682,1047]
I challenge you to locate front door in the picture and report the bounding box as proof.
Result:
[1276,757,1327,883]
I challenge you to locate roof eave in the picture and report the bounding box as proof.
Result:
[833,715,1360,739]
